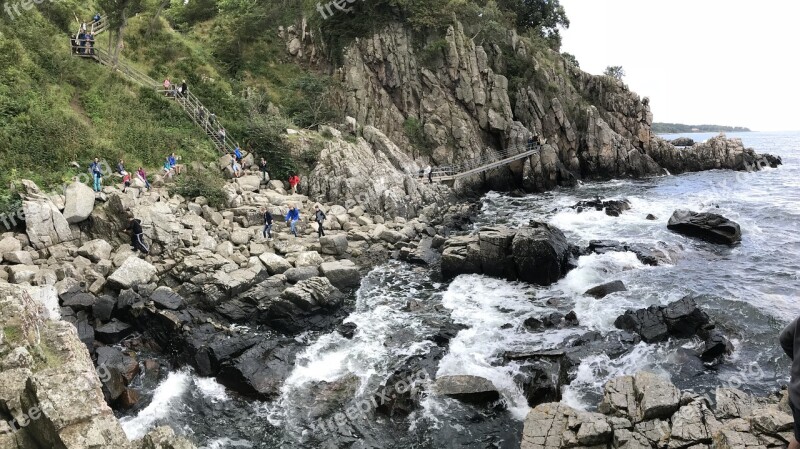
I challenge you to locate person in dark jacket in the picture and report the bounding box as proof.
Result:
[780,318,800,449]
[126,216,149,254]
[258,158,269,182]
[90,158,103,192]
[180,80,188,98]
[285,204,300,237]
[313,205,326,238]
[262,207,273,240]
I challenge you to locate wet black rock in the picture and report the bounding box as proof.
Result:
[184,324,261,376]
[523,317,543,332]
[217,339,300,400]
[585,240,671,266]
[376,346,444,416]
[95,320,134,344]
[699,328,734,365]
[336,322,358,339]
[92,295,116,322]
[508,350,570,407]
[441,222,571,286]
[614,297,710,343]
[585,280,627,298]
[667,209,742,245]
[435,375,500,405]
[646,214,658,220]
[572,198,631,217]
[149,286,184,310]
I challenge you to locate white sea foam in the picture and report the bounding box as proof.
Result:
[120,369,192,440]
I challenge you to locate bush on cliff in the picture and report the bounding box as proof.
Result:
[169,169,227,208]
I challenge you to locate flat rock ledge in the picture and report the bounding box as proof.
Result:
[520,371,792,449]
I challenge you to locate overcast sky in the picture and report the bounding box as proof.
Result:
[559,0,800,131]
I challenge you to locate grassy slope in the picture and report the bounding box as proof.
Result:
[0,2,219,206]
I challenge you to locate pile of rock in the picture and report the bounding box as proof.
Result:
[0,283,194,448]
[572,198,631,217]
[521,371,793,449]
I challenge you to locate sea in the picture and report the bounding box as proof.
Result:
[116,131,800,448]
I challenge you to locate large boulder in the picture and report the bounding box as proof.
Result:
[440,222,571,286]
[435,375,500,405]
[585,280,627,298]
[613,297,710,343]
[217,340,299,399]
[319,260,361,290]
[0,236,22,253]
[521,402,612,449]
[512,223,571,285]
[107,256,157,289]
[62,181,96,224]
[597,371,680,422]
[319,234,348,256]
[258,252,292,275]
[78,239,113,262]
[23,197,74,249]
[667,210,741,245]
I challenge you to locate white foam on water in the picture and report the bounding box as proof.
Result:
[194,376,230,403]
[201,438,254,449]
[561,342,666,410]
[436,274,544,420]
[268,264,440,430]
[120,369,192,440]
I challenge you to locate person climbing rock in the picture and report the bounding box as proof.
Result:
[285,204,300,238]
[288,173,300,195]
[121,172,131,193]
[780,318,800,449]
[262,207,273,240]
[314,205,326,238]
[258,157,269,183]
[169,152,181,175]
[137,167,151,190]
[90,157,103,192]
[231,159,242,178]
[234,145,242,162]
[126,216,149,254]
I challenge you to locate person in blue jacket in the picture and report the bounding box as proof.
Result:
[90,158,103,192]
[285,204,300,237]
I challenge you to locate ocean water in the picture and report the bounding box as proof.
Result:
[119,131,800,448]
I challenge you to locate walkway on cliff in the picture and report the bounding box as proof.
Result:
[428,142,540,182]
[70,18,239,155]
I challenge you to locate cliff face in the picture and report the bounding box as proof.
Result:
[0,284,194,449]
[336,22,662,190]
[295,19,779,217]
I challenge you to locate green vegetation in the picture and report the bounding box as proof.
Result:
[2,325,23,346]
[0,0,573,209]
[404,117,433,158]
[652,123,752,134]
[169,168,227,208]
[603,65,625,80]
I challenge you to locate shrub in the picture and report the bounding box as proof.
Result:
[169,169,227,208]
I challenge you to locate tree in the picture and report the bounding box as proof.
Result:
[561,52,579,68]
[604,65,625,80]
[97,0,145,66]
[497,0,570,42]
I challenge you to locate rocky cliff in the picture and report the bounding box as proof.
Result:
[0,283,194,449]
[296,20,779,215]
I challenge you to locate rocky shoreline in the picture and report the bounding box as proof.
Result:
[522,371,794,449]
[0,127,785,448]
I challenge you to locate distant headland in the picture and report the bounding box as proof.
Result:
[653,123,752,134]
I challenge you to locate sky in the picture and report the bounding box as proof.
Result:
[559,0,800,131]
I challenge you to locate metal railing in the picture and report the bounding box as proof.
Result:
[156,89,240,155]
[422,142,541,182]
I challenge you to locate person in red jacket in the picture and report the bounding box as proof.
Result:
[288,173,300,195]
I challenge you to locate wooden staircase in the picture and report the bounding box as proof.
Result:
[70,16,238,155]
